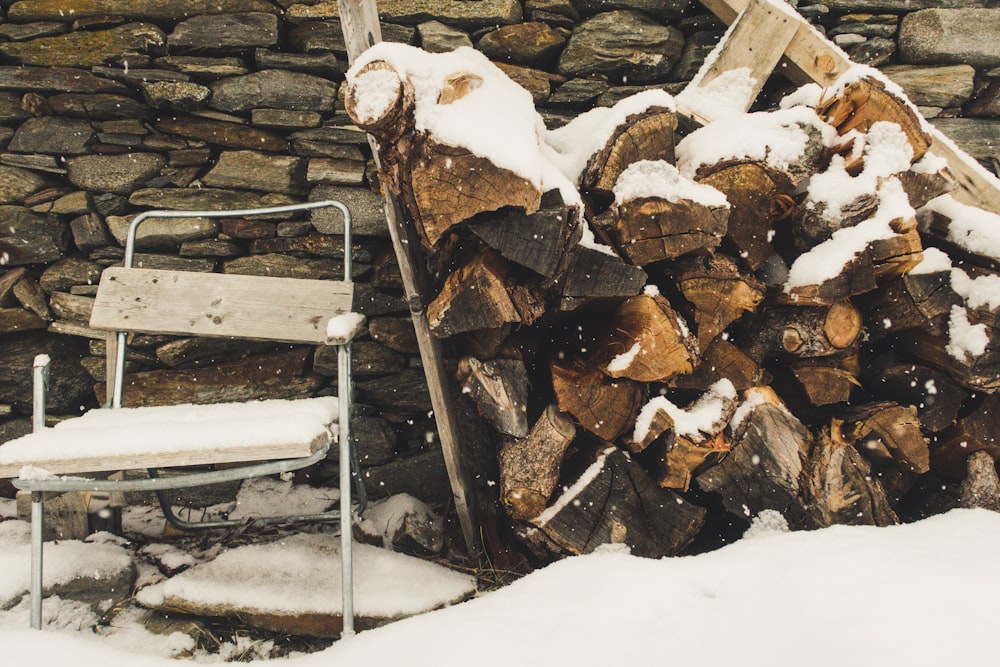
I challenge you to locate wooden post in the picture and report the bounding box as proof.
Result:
[337,0,483,558]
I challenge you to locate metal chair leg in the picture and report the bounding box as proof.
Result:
[30,491,44,629]
[339,341,355,636]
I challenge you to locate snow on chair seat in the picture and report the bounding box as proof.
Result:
[0,397,339,478]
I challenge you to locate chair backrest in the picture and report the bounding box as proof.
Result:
[90,267,354,345]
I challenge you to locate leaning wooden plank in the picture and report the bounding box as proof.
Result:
[91,268,353,344]
[337,0,482,559]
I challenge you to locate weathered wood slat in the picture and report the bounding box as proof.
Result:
[90,267,352,344]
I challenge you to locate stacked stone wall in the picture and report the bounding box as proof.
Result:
[0,0,997,503]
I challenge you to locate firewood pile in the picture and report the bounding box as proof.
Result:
[345,43,1000,559]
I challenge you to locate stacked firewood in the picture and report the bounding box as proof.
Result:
[346,46,1000,559]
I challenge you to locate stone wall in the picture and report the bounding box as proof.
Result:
[0,0,998,503]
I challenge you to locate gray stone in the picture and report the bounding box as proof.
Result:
[546,77,610,108]
[0,92,30,125]
[930,118,1000,161]
[7,0,279,22]
[965,80,1000,118]
[0,21,66,41]
[574,0,689,21]
[178,239,242,257]
[0,23,165,68]
[558,11,684,84]
[251,109,322,130]
[154,337,278,369]
[360,448,451,502]
[106,214,218,250]
[39,257,103,292]
[209,69,339,112]
[311,184,388,237]
[37,191,91,216]
[69,213,115,252]
[132,254,216,273]
[306,158,366,186]
[222,253,351,280]
[253,49,343,76]
[417,20,473,53]
[0,66,126,93]
[0,165,49,204]
[0,207,67,265]
[13,277,52,321]
[67,153,166,195]
[202,151,307,195]
[288,20,346,53]
[275,221,313,237]
[829,14,897,38]
[129,187,296,211]
[140,81,211,112]
[314,340,406,378]
[288,0,522,30]
[353,283,407,316]
[48,93,149,120]
[169,12,278,51]
[477,22,566,66]
[821,0,987,10]
[670,30,724,82]
[8,117,95,156]
[1,153,65,174]
[0,331,94,413]
[155,56,249,79]
[881,65,976,108]
[367,317,419,354]
[155,116,288,153]
[91,65,191,87]
[289,125,370,146]
[900,9,1000,68]
[846,36,896,66]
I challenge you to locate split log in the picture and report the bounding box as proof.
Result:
[529,444,706,558]
[670,338,764,392]
[696,161,795,271]
[498,404,576,520]
[900,327,1000,393]
[932,394,1000,478]
[817,75,932,162]
[612,195,729,265]
[869,227,924,281]
[427,249,521,338]
[554,241,647,299]
[867,364,966,433]
[456,356,529,438]
[793,191,879,251]
[802,422,898,527]
[593,293,699,383]
[550,359,642,442]
[745,301,862,362]
[696,386,816,529]
[676,255,765,349]
[580,106,677,200]
[857,269,961,340]
[790,357,860,407]
[780,251,878,305]
[897,167,956,211]
[841,402,929,474]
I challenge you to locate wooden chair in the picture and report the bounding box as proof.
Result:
[0,200,366,634]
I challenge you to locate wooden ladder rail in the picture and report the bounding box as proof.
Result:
[337,0,483,559]
[695,0,1000,214]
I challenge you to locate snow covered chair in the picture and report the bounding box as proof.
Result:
[0,201,366,634]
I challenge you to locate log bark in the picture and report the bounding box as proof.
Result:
[498,404,576,520]
[867,364,966,433]
[841,402,930,474]
[745,301,862,362]
[932,394,1000,478]
[468,194,577,278]
[456,356,529,438]
[554,241,647,298]
[427,249,521,338]
[857,269,961,340]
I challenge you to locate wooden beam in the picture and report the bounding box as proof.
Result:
[337,0,483,558]
[698,0,1000,214]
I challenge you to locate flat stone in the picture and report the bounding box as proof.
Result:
[252,108,322,130]
[67,152,166,195]
[0,207,67,265]
[930,118,1000,161]
[546,77,610,108]
[155,116,287,152]
[209,69,339,112]
[13,276,52,320]
[249,234,370,261]
[670,30,724,82]
[558,10,684,84]
[881,65,976,108]
[253,48,343,77]
[359,448,451,502]
[367,316,419,354]
[69,212,115,251]
[417,20,473,53]
[135,536,474,638]
[37,190,92,215]
[154,337,278,369]
[289,124,369,146]
[178,239,242,257]
[129,187,295,211]
[155,55,248,79]
[106,213,217,249]
[39,257,103,292]
[822,0,986,10]
[0,92,30,124]
[202,150,308,195]
[314,339,406,378]
[306,157,366,186]
[219,218,275,239]
[91,65,191,87]
[830,14,898,38]
[0,165,50,204]
[288,0,521,29]
[965,80,1000,117]
[0,65,126,93]
[8,117,95,155]
[847,36,896,67]
[141,81,211,112]
[353,283,407,316]
[0,23,165,67]
[0,307,47,333]
[169,12,278,51]
[574,0,688,21]
[131,253,216,272]
[275,220,313,237]
[48,93,149,120]
[476,22,566,66]
[0,331,93,413]
[0,21,66,41]
[222,253,353,280]
[288,20,346,53]
[7,0,279,22]
[495,62,552,103]
[311,184,388,237]
[900,9,1000,67]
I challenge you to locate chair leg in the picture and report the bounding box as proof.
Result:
[29,491,44,629]
[338,341,355,636]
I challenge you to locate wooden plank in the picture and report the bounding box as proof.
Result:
[337,0,483,559]
[698,0,1000,214]
[90,268,353,344]
[0,434,325,478]
[686,0,798,117]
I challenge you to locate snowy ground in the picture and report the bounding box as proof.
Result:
[1,498,997,666]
